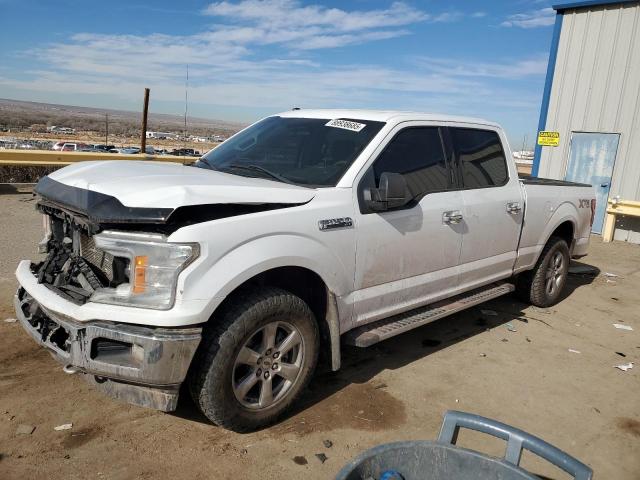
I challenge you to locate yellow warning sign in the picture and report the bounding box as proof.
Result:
[537,131,560,146]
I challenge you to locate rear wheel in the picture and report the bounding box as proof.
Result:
[516,236,570,307]
[189,287,319,432]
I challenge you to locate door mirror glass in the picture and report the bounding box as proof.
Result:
[365,172,410,211]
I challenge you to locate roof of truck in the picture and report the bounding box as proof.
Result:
[276,109,499,127]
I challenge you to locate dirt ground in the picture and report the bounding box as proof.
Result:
[0,193,638,480]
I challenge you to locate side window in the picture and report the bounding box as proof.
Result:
[450,128,508,188]
[372,127,450,197]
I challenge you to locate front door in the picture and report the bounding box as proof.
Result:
[565,132,619,234]
[351,125,464,325]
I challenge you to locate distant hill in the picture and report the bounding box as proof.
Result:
[0,98,245,137]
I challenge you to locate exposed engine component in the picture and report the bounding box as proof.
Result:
[33,207,125,304]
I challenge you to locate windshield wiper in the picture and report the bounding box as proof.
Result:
[224,164,293,184]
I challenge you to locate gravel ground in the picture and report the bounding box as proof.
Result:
[0,193,638,480]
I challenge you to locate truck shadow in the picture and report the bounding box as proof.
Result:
[172,261,599,429]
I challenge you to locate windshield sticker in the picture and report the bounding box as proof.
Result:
[325,119,366,132]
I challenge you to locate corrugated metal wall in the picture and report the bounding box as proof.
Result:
[537,2,640,241]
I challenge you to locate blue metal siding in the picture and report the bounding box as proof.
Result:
[532,13,564,177]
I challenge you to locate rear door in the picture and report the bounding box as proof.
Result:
[448,126,524,290]
[351,124,464,325]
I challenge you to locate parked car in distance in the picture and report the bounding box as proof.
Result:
[61,143,89,152]
[16,110,596,432]
[171,148,200,156]
[52,141,65,151]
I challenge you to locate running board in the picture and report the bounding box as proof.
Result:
[343,282,515,347]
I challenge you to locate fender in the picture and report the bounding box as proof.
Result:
[177,231,353,320]
[519,201,577,273]
[538,201,578,253]
[181,234,351,371]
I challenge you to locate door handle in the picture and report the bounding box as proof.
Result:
[506,202,522,214]
[600,183,609,188]
[443,210,463,224]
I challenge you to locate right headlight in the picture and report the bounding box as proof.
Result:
[90,230,199,310]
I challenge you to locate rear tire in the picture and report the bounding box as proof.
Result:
[189,287,319,432]
[516,236,570,307]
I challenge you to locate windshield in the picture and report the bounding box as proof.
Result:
[196,116,385,187]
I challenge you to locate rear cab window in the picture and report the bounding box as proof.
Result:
[449,128,508,188]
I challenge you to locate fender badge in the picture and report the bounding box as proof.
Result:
[318,217,353,231]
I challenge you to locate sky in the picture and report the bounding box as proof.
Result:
[0,0,559,148]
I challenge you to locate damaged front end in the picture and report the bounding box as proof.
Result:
[15,193,202,411]
[15,287,201,411]
[34,203,126,305]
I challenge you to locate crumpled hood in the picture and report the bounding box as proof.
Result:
[47,160,315,208]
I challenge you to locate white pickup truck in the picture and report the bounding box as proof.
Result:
[15,110,595,431]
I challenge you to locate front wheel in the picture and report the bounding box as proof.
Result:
[189,287,319,432]
[516,236,570,307]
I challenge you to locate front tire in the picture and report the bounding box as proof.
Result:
[516,236,570,307]
[189,287,319,432]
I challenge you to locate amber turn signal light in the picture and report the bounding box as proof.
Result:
[133,256,148,293]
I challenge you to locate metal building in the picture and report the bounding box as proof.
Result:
[533,0,640,242]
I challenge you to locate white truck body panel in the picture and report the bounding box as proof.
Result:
[49,160,316,208]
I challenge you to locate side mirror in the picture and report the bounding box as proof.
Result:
[365,172,410,211]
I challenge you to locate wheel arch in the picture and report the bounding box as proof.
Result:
[536,202,579,260]
[207,265,342,371]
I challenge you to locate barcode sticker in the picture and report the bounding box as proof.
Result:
[325,119,366,132]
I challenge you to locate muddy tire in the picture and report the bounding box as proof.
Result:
[516,236,570,307]
[189,287,319,432]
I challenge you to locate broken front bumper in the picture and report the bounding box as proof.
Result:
[14,275,202,412]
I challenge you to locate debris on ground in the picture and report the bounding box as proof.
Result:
[530,307,552,315]
[480,309,498,316]
[323,440,333,448]
[568,349,581,354]
[501,338,509,342]
[568,265,598,275]
[54,423,73,431]
[604,272,620,278]
[613,324,633,331]
[615,352,626,357]
[479,353,487,357]
[315,453,328,464]
[293,456,308,465]
[506,323,517,332]
[380,470,405,480]
[614,362,633,372]
[611,297,619,301]
[4,318,17,323]
[15,424,35,435]
[526,337,532,343]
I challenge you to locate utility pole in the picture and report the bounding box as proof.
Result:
[141,87,150,154]
[184,64,189,140]
[105,113,109,147]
